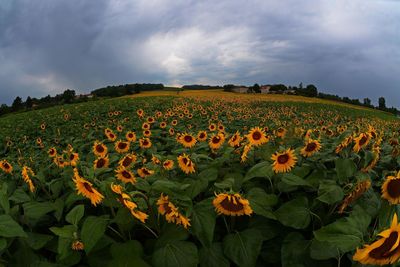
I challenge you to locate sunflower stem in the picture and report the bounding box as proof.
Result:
[107,225,125,241]
[223,216,230,233]
[142,223,158,238]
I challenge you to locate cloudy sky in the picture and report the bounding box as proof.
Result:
[0,0,399,106]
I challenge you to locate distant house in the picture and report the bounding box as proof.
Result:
[260,85,271,94]
[76,94,94,99]
[232,86,248,93]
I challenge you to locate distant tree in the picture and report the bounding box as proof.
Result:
[26,96,33,109]
[0,104,10,116]
[305,84,318,97]
[253,83,261,93]
[378,97,386,109]
[11,96,23,111]
[363,98,372,107]
[223,84,235,92]
[299,82,303,90]
[62,89,76,104]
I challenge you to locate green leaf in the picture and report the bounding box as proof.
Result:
[198,167,218,182]
[317,181,344,204]
[0,238,7,250]
[9,188,30,203]
[0,183,10,214]
[310,239,340,260]
[313,205,371,253]
[244,161,273,183]
[223,229,264,267]
[66,205,85,226]
[152,241,198,267]
[214,178,235,190]
[246,188,278,219]
[155,224,189,249]
[190,198,216,247]
[199,243,229,267]
[81,216,109,254]
[108,240,150,267]
[23,201,56,220]
[281,233,311,267]
[0,214,27,238]
[50,225,76,239]
[335,158,357,180]
[275,197,311,229]
[185,177,208,198]
[281,173,312,187]
[25,232,53,250]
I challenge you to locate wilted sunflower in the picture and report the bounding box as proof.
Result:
[353,133,371,153]
[48,147,57,158]
[209,133,225,150]
[382,171,400,204]
[119,154,137,168]
[213,193,253,216]
[178,133,197,148]
[54,156,69,168]
[241,144,252,163]
[271,148,297,173]
[228,131,242,147]
[177,154,195,174]
[137,167,154,178]
[94,156,109,169]
[115,167,137,184]
[115,140,130,153]
[73,169,104,206]
[197,131,207,142]
[246,127,268,147]
[21,166,35,192]
[163,159,174,170]
[125,131,137,142]
[139,138,152,149]
[275,127,287,138]
[0,160,13,174]
[157,194,191,229]
[71,240,84,251]
[93,141,108,158]
[300,139,322,157]
[353,213,400,266]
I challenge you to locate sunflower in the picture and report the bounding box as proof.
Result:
[171,120,178,126]
[136,109,144,117]
[209,123,216,131]
[213,193,253,216]
[353,213,400,266]
[157,194,191,229]
[353,133,371,153]
[115,140,130,153]
[0,160,13,174]
[177,154,195,174]
[246,127,268,147]
[151,155,161,165]
[115,167,137,184]
[241,144,252,162]
[169,128,175,136]
[119,154,137,168]
[178,133,197,148]
[275,127,287,138]
[228,131,242,147]
[163,159,174,170]
[137,167,154,178]
[160,121,167,129]
[116,125,123,132]
[142,122,150,130]
[209,133,225,150]
[300,139,322,157]
[48,147,57,158]
[143,130,152,137]
[54,156,69,168]
[40,123,46,130]
[197,131,207,142]
[105,130,117,142]
[139,138,152,149]
[73,169,104,206]
[382,172,400,204]
[21,166,35,192]
[93,141,108,158]
[71,240,84,251]
[69,152,80,167]
[147,117,155,124]
[271,148,297,173]
[94,156,109,169]
[125,131,136,142]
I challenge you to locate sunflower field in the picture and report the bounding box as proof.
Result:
[0,91,400,267]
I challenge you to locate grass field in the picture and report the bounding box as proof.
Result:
[0,91,399,266]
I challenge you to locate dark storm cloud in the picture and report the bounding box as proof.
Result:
[0,0,399,107]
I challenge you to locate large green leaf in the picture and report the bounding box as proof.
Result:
[313,206,371,253]
[199,243,229,267]
[50,225,76,239]
[25,232,53,250]
[107,240,150,267]
[281,173,312,187]
[190,198,216,247]
[66,205,85,226]
[23,201,56,220]
[281,233,312,267]
[0,183,10,214]
[223,229,264,267]
[81,215,109,254]
[335,158,357,180]
[244,161,273,182]
[275,197,311,229]
[246,188,278,219]
[152,241,198,267]
[317,181,344,204]
[0,214,27,238]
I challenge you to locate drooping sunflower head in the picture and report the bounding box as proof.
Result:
[73,169,104,206]
[228,131,243,147]
[178,133,197,148]
[115,167,137,184]
[246,127,268,146]
[213,193,253,216]
[197,131,207,142]
[163,159,174,170]
[382,173,400,204]
[93,141,108,157]
[275,127,287,138]
[300,139,322,157]
[137,167,154,178]
[94,156,109,169]
[69,152,80,167]
[353,133,371,153]
[115,140,130,153]
[271,148,297,173]
[71,240,84,251]
[353,213,400,266]
[177,154,195,174]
